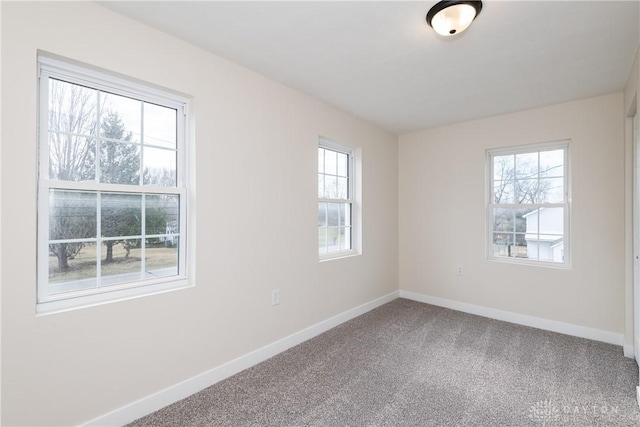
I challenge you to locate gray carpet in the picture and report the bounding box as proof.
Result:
[128,298,640,426]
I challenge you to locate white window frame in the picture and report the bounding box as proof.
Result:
[318,137,359,261]
[486,140,571,268]
[37,56,192,313]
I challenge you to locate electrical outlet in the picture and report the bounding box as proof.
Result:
[456,264,464,276]
[272,289,280,306]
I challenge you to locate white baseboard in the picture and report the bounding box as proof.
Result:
[81,288,632,426]
[83,290,400,427]
[624,344,635,359]
[399,290,625,347]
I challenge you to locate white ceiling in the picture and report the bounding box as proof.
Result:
[100,1,640,134]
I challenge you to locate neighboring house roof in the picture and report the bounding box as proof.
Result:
[525,234,563,244]
[550,240,564,249]
[522,208,544,218]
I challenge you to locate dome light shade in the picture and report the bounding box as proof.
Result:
[427,1,483,37]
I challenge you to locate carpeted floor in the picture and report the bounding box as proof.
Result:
[128,298,640,426]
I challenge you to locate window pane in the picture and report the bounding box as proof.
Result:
[146,195,179,236]
[327,227,340,252]
[341,203,351,227]
[538,178,564,203]
[318,174,325,198]
[49,190,97,240]
[318,203,327,227]
[49,133,96,181]
[493,233,528,258]
[327,203,340,227]
[340,227,352,251]
[101,238,142,286]
[325,150,337,175]
[337,153,348,177]
[537,207,564,235]
[522,207,564,263]
[493,180,514,204]
[100,141,140,185]
[318,228,328,254]
[318,148,325,173]
[144,103,176,149]
[146,237,179,278]
[144,147,177,186]
[513,234,528,258]
[49,242,97,292]
[101,93,141,143]
[493,208,514,233]
[337,177,348,199]
[493,155,514,181]
[525,238,565,261]
[540,149,564,178]
[324,175,337,198]
[101,193,142,238]
[492,233,514,258]
[516,179,540,203]
[516,208,532,233]
[49,79,97,137]
[515,152,538,179]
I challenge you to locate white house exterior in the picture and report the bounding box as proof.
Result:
[522,208,564,262]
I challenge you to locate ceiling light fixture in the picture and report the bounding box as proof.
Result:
[426,1,482,37]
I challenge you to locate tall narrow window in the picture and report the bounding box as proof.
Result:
[487,142,570,266]
[318,139,354,259]
[37,57,190,312]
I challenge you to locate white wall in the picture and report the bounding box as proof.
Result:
[399,93,625,335]
[0,2,398,425]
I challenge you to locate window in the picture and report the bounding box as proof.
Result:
[318,139,356,259]
[487,141,569,266]
[37,56,190,312]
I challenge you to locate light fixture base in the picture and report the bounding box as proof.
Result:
[426,1,483,37]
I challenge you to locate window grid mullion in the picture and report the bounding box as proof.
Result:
[42,180,182,195]
[512,208,516,258]
[536,206,541,261]
[96,191,102,287]
[140,100,145,187]
[141,194,146,278]
[96,90,102,184]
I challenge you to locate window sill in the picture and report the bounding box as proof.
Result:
[36,278,193,316]
[319,250,360,262]
[487,256,571,270]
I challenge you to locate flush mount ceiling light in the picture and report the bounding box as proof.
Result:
[426,1,483,37]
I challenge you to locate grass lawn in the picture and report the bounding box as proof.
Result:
[49,242,177,282]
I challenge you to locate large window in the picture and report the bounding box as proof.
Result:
[318,139,355,259]
[487,141,569,266]
[37,57,190,312]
